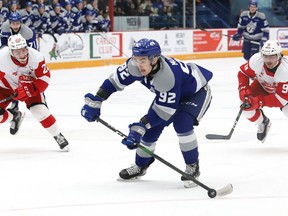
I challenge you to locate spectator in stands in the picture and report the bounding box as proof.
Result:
[95,9,110,32]
[0,0,9,31]
[84,0,100,18]
[32,3,51,37]
[232,0,269,61]
[81,10,97,32]
[32,0,49,12]
[70,0,84,32]
[18,2,34,29]
[9,0,19,12]
[63,1,73,32]
[49,3,67,35]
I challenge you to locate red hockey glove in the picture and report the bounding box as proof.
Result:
[244,96,264,111]
[238,86,252,102]
[15,75,37,101]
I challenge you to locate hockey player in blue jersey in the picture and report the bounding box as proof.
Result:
[232,0,269,60]
[0,11,38,49]
[81,38,213,188]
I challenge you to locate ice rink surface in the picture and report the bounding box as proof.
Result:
[1,57,288,216]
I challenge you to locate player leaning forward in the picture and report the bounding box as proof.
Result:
[81,38,213,187]
[238,40,288,142]
[0,34,69,151]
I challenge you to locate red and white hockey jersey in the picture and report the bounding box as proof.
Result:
[238,52,288,108]
[0,46,50,93]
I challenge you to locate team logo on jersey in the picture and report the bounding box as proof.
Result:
[246,21,257,33]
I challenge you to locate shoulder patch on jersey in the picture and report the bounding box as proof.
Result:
[1,20,10,32]
[257,11,267,19]
[240,10,249,17]
[152,58,175,92]
[19,25,33,39]
[249,53,263,75]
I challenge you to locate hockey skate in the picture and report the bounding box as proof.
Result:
[257,112,271,143]
[118,158,155,181]
[8,109,25,135]
[54,133,70,151]
[181,160,200,188]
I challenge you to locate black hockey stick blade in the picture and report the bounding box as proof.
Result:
[205,99,247,140]
[205,133,232,140]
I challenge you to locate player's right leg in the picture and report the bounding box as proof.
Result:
[29,103,69,151]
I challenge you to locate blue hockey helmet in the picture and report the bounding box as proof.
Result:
[38,3,45,8]
[9,12,22,22]
[26,1,32,7]
[75,0,83,4]
[249,0,258,7]
[132,38,161,57]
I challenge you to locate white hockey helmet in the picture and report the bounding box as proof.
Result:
[261,40,282,59]
[8,34,27,50]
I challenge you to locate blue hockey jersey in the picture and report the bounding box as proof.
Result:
[99,56,213,127]
[236,10,269,41]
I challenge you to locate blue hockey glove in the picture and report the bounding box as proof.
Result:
[232,33,241,41]
[81,93,103,122]
[121,122,146,150]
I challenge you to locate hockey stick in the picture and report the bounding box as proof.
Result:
[199,28,260,45]
[206,99,247,140]
[97,117,233,198]
[0,93,17,103]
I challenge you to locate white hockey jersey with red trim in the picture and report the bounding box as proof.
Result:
[0,46,50,93]
[239,52,288,107]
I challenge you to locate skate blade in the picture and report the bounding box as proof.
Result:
[117,176,143,182]
[261,122,272,143]
[182,180,199,188]
[60,146,70,152]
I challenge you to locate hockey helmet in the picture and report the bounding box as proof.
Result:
[132,39,161,57]
[38,3,45,8]
[9,12,22,22]
[249,0,258,7]
[26,2,32,7]
[8,34,27,50]
[261,40,282,59]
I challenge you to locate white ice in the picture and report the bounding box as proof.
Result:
[1,57,288,216]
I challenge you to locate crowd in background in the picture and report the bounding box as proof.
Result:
[1,0,287,37]
[0,0,111,37]
[115,0,197,29]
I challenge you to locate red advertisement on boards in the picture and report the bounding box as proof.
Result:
[193,30,222,52]
[227,30,242,50]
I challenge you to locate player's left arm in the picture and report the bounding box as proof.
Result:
[33,60,51,93]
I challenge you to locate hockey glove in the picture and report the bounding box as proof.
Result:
[15,76,37,101]
[232,33,241,41]
[244,96,264,111]
[81,93,103,122]
[121,122,146,150]
[239,85,252,101]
